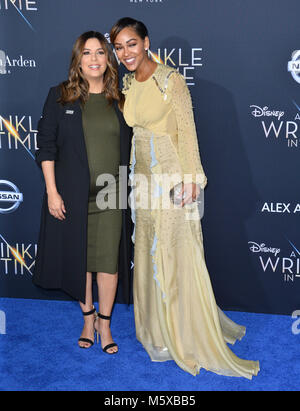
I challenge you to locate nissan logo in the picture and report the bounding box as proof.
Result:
[0,180,23,214]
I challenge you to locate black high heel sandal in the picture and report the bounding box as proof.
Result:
[78,306,97,349]
[96,313,118,354]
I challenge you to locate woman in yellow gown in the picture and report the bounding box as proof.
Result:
[110,18,260,379]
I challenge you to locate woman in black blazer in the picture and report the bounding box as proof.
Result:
[33,31,132,353]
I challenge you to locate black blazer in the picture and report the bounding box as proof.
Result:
[33,86,133,304]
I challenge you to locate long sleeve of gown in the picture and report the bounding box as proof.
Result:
[35,87,60,165]
[169,72,207,189]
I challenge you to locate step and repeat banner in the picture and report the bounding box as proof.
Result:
[0,0,299,314]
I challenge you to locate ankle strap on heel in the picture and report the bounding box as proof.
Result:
[98,313,111,320]
[82,307,96,317]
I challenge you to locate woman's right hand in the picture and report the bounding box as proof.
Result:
[47,191,66,220]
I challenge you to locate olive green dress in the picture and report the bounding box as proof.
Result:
[82,93,121,274]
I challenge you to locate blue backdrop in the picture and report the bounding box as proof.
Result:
[0,0,299,314]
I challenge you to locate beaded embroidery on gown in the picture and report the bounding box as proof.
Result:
[123,64,260,378]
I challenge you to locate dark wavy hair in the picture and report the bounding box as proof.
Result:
[110,17,149,44]
[58,31,124,108]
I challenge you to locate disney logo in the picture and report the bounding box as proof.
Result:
[248,242,281,257]
[250,105,284,121]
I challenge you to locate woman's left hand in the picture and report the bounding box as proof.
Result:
[180,183,201,207]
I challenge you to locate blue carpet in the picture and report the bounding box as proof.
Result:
[0,298,299,391]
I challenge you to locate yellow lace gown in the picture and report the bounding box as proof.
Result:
[123,64,260,379]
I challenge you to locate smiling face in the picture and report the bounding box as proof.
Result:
[80,37,108,84]
[113,27,149,72]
